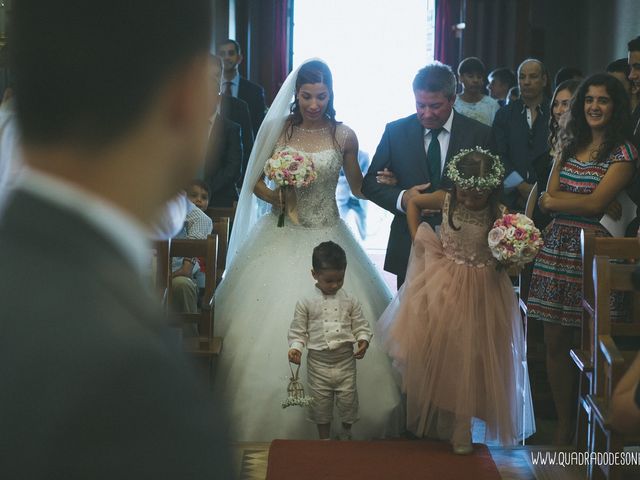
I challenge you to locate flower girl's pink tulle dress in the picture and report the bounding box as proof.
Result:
[378,193,535,445]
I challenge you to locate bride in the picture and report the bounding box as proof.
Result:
[214,59,403,441]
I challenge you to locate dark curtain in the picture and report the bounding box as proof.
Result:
[271,0,290,102]
[434,0,460,67]
[235,0,291,105]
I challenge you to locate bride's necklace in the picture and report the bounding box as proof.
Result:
[295,124,330,133]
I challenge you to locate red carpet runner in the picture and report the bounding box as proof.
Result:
[266,439,501,479]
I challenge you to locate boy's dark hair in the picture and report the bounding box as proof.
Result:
[488,68,516,89]
[458,57,486,76]
[11,0,212,148]
[312,241,347,271]
[189,179,210,198]
[628,35,640,52]
[221,39,242,55]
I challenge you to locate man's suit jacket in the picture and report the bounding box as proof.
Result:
[0,190,232,479]
[220,95,254,187]
[204,116,243,207]
[238,77,267,137]
[362,111,491,279]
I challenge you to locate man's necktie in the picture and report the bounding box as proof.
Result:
[223,81,233,96]
[427,128,443,188]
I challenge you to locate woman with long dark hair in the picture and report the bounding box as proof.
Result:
[213,60,403,442]
[527,73,638,444]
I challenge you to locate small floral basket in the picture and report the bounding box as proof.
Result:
[281,363,314,409]
[264,147,317,227]
[488,213,543,270]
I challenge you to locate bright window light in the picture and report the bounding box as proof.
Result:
[293,0,435,251]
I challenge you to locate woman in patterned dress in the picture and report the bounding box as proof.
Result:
[528,73,638,444]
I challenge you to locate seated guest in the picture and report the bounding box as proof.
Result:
[454,57,500,126]
[218,39,267,137]
[204,56,243,208]
[492,58,550,210]
[488,67,517,107]
[187,178,210,212]
[171,193,213,316]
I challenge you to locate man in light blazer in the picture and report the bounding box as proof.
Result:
[0,1,232,478]
[363,62,491,287]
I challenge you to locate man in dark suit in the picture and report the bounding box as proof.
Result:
[363,62,491,287]
[218,39,267,136]
[204,116,242,207]
[204,56,243,207]
[0,1,232,478]
[211,54,254,189]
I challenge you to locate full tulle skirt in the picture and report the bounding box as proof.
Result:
[213,213,404,442]
[378,223,535,445]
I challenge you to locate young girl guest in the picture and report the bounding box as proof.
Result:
[378,148,535,454]
[528,73,638,445]
[531,79,581,230]
[454,57,500,127]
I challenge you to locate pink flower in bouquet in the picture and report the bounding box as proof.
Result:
[487,213,543,268]
[514,227,527,241]
[264,147,317,226]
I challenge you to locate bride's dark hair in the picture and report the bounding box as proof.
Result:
[285,60,340,145]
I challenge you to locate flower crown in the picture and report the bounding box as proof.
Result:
[445,147,505,191]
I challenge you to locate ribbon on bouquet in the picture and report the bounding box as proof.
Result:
[277,186,299,227]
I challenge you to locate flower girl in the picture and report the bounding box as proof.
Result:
[378,147,535,454]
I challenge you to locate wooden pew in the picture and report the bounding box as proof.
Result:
[587,255,640,480]
[155,235,222,384]
[570,232,640,451]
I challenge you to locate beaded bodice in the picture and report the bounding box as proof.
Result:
[272,124,350,228]
[440,193,496,267]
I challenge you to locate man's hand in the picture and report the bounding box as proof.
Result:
[376,168,398,186]
[605,200,622,220]
[288,348,302,365]
[401,183,430,210]
[172,259,193,278]
[354,340,369,359]
[538,192,552,213]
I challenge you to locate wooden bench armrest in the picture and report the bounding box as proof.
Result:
[570,348,593,372]
[581,298,594,318]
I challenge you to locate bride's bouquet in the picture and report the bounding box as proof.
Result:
[488,213,543,270]
[264,147,317,227]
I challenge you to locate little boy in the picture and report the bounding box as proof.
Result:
[187,179,210,211]
[287,241,372,440]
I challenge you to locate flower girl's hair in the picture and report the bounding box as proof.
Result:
[447,149,504,231]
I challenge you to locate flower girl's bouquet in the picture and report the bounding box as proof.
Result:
[264,147,317,227]
[488,213,543,270]
[281,363,314,409]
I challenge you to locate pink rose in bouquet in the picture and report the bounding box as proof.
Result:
[264,147,317,226]
[487,213,543,269]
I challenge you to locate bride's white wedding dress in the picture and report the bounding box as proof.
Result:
[213,124,403,441]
